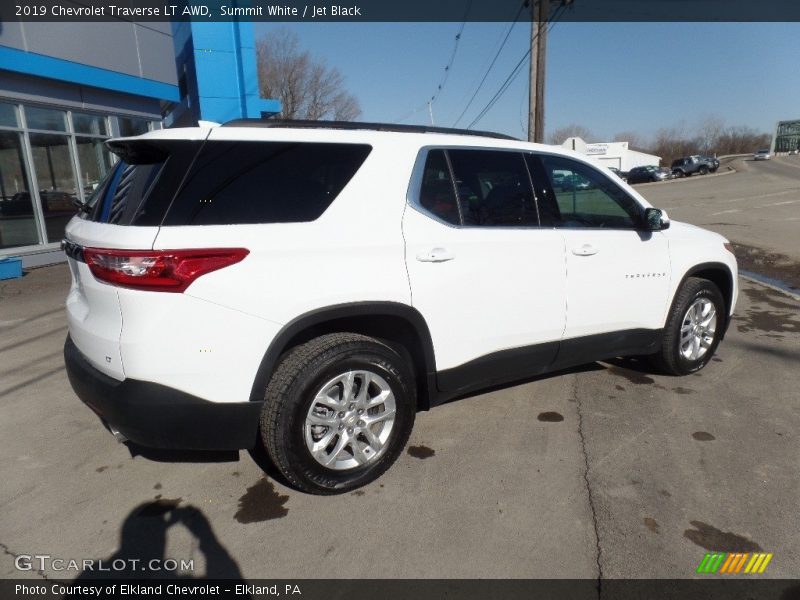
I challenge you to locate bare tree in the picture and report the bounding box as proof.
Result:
[613,131,646,151]
[696,115,725,155]
[546,124,595,145]
[257,29,361,121]
[646,119,770,165]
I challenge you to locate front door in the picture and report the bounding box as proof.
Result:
[530,153,671,360]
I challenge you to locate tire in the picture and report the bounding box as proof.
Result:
[260,333,416,494]
[674,170,685,178]
[650,277,725,376]
[699,166,709,175]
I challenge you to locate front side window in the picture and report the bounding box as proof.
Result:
[447,149,537,227]
[536,155,643,229]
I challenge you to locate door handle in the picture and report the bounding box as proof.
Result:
[572,243,598,257]
[416,247,455,263]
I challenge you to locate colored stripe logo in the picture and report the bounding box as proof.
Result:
[696,552,773,574]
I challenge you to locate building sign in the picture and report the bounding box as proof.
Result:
[585,143,608,155]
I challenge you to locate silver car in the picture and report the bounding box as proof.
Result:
[754,149,771,161]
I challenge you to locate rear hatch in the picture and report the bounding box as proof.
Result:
[64,134,206,379]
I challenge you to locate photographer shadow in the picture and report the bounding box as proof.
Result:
[71,500,247,583]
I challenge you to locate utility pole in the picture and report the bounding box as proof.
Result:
[528,0,548,143]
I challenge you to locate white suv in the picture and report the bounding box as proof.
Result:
[63,120,738,494]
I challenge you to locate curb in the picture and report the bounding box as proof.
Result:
[739,271,800,301]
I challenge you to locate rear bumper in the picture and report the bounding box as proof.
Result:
[64,336,262,451]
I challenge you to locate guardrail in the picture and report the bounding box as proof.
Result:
[716,153,752,160]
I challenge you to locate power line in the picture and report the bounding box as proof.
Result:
[392,2,471,125]
[466,50,530,130]
[466,2,567,131]
[452,1,527,128]
[430,20,468,105]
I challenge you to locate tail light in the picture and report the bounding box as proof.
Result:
[83,248,249,292]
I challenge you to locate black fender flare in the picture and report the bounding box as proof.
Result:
[670,261,735,336]
[248,301,438,407]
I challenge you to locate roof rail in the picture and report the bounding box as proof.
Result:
[220,118,519,141]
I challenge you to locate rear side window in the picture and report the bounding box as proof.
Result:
[446,149,537,227]
[162,142,371,226]
[418,150,460,225]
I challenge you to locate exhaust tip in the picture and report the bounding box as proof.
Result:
[107,424,128,444]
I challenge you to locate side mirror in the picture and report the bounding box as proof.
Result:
[644,207,670,231]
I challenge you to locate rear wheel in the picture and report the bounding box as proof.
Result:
[674,170,685,178]
[699,165,709,175]
[260,333,416,494]
[650,277,725,375]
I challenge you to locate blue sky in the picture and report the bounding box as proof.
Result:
[253,22,800,143]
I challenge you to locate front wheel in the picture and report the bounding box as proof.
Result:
[260,333,416,494]
[650,277,725,375]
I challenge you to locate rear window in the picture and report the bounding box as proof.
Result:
[95,140,371,226]
[89,140,202,225]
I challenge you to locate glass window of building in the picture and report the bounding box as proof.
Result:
[73,112,108,136]
[25,106,68,132]
[0,131,40,249]
[0,102,19,128]
[73,112,114,204]
[0,102,158,254]
[75,137,114,199]
[29,132,80,244]
[118,117,151,137]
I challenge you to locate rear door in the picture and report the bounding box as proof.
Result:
[403,148,566,393]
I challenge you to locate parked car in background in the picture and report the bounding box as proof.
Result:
[671,155,711,177]
[699,156,720,172]
[607,166,628,182]
[627,165,673,184]
[753,149,771,161]
[552,169,591,192]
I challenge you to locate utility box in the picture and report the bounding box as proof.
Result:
[0,256,23,280]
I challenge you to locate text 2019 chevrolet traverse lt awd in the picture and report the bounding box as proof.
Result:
[63,120,737,494]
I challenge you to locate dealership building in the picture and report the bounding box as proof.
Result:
[560,137,661,171]
[0,18,280,267]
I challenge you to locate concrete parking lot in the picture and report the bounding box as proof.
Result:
[1,158,798,582]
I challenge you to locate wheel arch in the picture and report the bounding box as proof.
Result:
[249,302,438,410]
[671,262,734,337]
